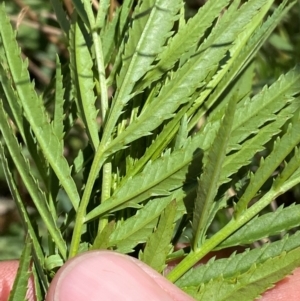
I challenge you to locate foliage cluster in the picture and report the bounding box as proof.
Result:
[1,0,300,300]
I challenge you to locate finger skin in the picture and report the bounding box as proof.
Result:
[0,260,35,301]
[1,252,300,301]
[46,251,195,301]
[259,268,300,301]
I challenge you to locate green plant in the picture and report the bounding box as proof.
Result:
[1,0,300,300]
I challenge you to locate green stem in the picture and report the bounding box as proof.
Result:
[91,30,111,233]
[167,186,285,282]
[69,145,106,258]
[99,161,112,232]
[69,0,112,257]
[92,30,108,123]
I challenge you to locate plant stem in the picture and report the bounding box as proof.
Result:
[167,185,290,282]
[91,30,111,233]
[69,145,106,258]
[69,0,112,257]
[99,161,112,232]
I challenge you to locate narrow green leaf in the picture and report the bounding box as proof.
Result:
[218,204,300,249]
[44,254,64,271]
[0,102,67,259]
[50,0,70,34]
[72,0,90,27]
[8,236,32,301]
[0,144,47,289]
[49,56,65,212]
[174,114,188,151]
[220,98,300,184]
[230,65,300,149]
[91,221,115,250]
[107,194,176,253]
[118,0,135,38]
[273,146,300,189]
[183,247,300,301]
[0,63,24,137]
[104,0,272,157]
[191,0,293,129]
[101,7,121,66]
[31,265,43,301]
[53,56,65,142]
[86,126,217,221]
[187,0,291,130]
[95,0,110,30]
[102,0,182,148]
[137,0,231,91]
[0,4,80,209]
[140,200,177,273]
[69,17,99,149]
[176,231,300,288]
[121,104,191,181]
[235,118,300,216]
[193,98,236,249]
[0,63,49,186]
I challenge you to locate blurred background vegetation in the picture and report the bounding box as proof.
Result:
[0,0,299,260]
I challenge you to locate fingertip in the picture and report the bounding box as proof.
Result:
[0,260,35,301]
[260,267,300,301]
[46,251,194,301]
[0,260,18,301]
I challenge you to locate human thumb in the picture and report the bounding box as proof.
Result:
[46,250,195,301]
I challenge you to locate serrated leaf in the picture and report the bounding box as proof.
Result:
[101,7,120,66]
[91,221,115,250]
[44,254,64,271]
[118,0,134,38]
[176,231,300,288]
[174,114,188,150]
[183,247,300,301]
[53,56,65,142]
[0,4,80,209]
[31,264,43,301]
[220,98,300,184]
[0,63,49,186]
[193,97,236,248]
[0,103,67,259]
[218,204,300,249]
[187,0,290,130]
[107,194,176,253]
[230,64,300,148]
[137,0,232,91]
[69,16,99,149]
[140,200,177,273]
[191,0,293,129]
[273,146,300,189]
[0,63,24,137]
[48,56,66,207]
[0,144,47,288]
[102,0,182,147]
[235,117,300,215]
[8,236,32,301]
[104,0,273,156]
[95,0,110,30]
[122,103,192,181]
[86,126,217,220]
